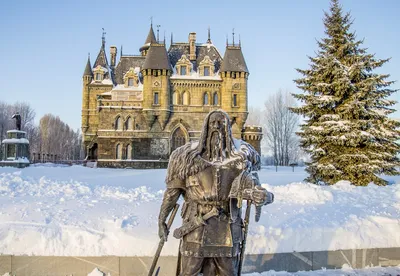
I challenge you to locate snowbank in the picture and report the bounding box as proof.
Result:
[244,265,400,275]
[0,165,399,256]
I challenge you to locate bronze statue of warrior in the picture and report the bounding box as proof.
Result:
[157,110,274,276]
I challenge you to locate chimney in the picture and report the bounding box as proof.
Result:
[189,32,196,61]
[110,46,117,67]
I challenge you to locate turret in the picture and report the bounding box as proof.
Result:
[140,24,157,56]
[141,43,172,130]
[242,126,263,155]
[82,55,92,134]
[82,55,93,84]
[220,34,249,137]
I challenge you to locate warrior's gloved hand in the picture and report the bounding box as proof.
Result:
[158,221,169,242]
[251,186,274,206]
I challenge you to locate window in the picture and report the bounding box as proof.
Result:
[154,92,159,105]
[204,66,210,76]
[116,144,121,159]
[173,92,178,105]
[126,144,132,160]
[180,65,187,76]
[128,78,134,86]
[115,116,122,130]
[125,117,132,130]
[203,93,209,105]
[233,94,238,107]
[182,92,189,105]
[213,92,218,105]
[95,73,102,81]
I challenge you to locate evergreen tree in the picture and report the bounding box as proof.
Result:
[291,0,400,186]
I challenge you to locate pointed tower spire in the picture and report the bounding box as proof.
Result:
[140,23,157,54]
[156,24,161,43]
[102,28,106,49]
[94,29,109,68]
[239,34,241,47]
[226,35,228,46]
[207,26,212,44]
[232,28,235,46]
[170,32,174,45]
[83,54,93,77]
[163,30,166,45]
[120,45,123,56]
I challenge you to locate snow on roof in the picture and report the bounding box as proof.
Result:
[2,138,29,144]
[170,70,221,81]
[6,130,26,134]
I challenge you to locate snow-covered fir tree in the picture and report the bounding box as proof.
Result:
[291,0,400,186]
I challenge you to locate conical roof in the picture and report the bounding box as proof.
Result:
[83,56,93,77]
[94,45,109,68]
[142,44,171,70]
[220,46,249,73]
[140,25,157,52]
[145,25,157,44]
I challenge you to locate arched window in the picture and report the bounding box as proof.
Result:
[125,117,132,130]
[172,127,186,151]
[115,116,122,130]
[116,144,121,159]
[126,144,132,160]
[173,92,179,105]
[203,93,209,105]
[213,92,219,105]
[182,92,189,105]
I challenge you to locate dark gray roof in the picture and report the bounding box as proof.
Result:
[114,56,146,84]
[220,46,248,73]
[143,44,172,70]
[83,56,93,77]
[145,25,157,44]
[94,45,109,68]
[140,25,157,52]
[168,43,222,72]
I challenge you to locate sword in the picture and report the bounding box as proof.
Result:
[148,203,179,276]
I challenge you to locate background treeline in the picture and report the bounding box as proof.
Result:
[0,101,83,161]
[247,89,306,166]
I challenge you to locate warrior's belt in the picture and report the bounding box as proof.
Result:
[173,207,220,239]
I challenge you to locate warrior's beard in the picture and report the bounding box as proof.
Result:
[206,130,228,162]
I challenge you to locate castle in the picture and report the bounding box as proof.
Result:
[81,25,262,168]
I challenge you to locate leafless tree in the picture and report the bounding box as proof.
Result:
[263,89,300,166]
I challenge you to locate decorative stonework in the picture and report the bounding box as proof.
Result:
[175,55,192,76]
[93,65,107,82]
[123,67,140,87]
[198,55,215,76]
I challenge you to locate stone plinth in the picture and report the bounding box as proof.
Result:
[0,130,30,168]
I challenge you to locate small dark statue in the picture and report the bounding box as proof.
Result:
[12,112,22,131]
[153,111,274,276]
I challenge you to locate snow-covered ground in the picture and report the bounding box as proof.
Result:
[244,265,400,275]
[0,164,399,257]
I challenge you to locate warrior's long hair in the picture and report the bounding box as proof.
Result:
[166,110,260,183]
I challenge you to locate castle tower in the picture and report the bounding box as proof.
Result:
[242,126,263,155]
[141,42,172,130]
[220,38,249,137]
[81,55,93,134]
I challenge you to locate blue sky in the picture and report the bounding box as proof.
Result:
[0,0,399,130]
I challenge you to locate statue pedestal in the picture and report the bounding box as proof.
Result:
[0,130,30,168]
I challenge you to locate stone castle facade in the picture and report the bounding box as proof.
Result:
[81,25,262,168]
